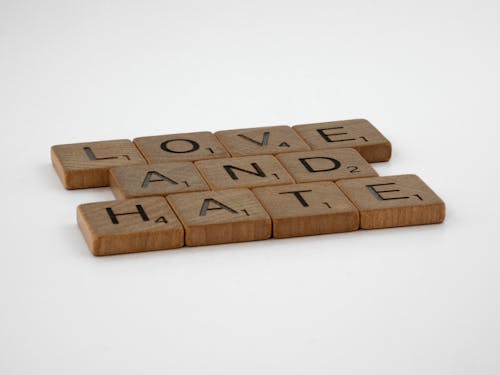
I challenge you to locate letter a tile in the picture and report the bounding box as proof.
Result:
[77,197,184,256]
[336,174,445,229]
[215,126,310,156]
[134,131,229,163]
[110,162,209,199]
[253,182,359,238]
[51,140,147,189]
[293,119,391,162]
[167,189,271,246]
[276,148,378,183]
[195,155,294,190]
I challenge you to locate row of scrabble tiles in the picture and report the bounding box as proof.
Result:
[110,149,378,198]
[78,175,445,255]
[51,119,391,189]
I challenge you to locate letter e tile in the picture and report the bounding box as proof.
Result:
[336,174,445,229]
[293,119,391,162]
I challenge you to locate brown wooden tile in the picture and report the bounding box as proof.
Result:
[110,162,209,199]
[167,189,271,246]
[293,119,391,162]
[276,148,378,183]
[253,182,359,238]
[77,197,184,256]
[336,174,445,229]
[195,155,294,190]
[215,125,310,156]
[134,131,230,163]
[51,140,146,189]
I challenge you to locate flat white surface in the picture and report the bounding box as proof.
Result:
[1,1,499,374]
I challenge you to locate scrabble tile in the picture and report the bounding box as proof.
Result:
[77,197,184,256]
[253,182,359,238]
[195,155,295,190]
[109,162,209,199]
[336,174,445,229]
[167,189,271,246]
[293,119,391,162]
[215,125,310,156]
[134,131,230,163]
[51,140,147,189]
[276,148,378,183]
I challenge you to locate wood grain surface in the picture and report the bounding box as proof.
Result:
[110,162,209,199]
[276,148,378,183]
[195,155,294,190]
[51,140,146,189]
[215,125,310,156]
[167,189,271,246]
[134,131,230,163]
[60,121,448,253]
[336,174,445,229]
[293,119,392,162]
[77,197,184,255]
[253,181,359,238]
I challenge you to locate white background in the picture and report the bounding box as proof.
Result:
[1,0,499,374]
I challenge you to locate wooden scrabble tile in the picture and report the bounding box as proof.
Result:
[252,182,359,238]
[276,148,378,183]
[51,140,147,189]
[167,189,271,246]
[109,162,209,199]
[336,174,445,229]
[77,197,184,256]
[293,119,391,162]
[215,125,310,156]
[195,155,295,190]
[134,131,230,163]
